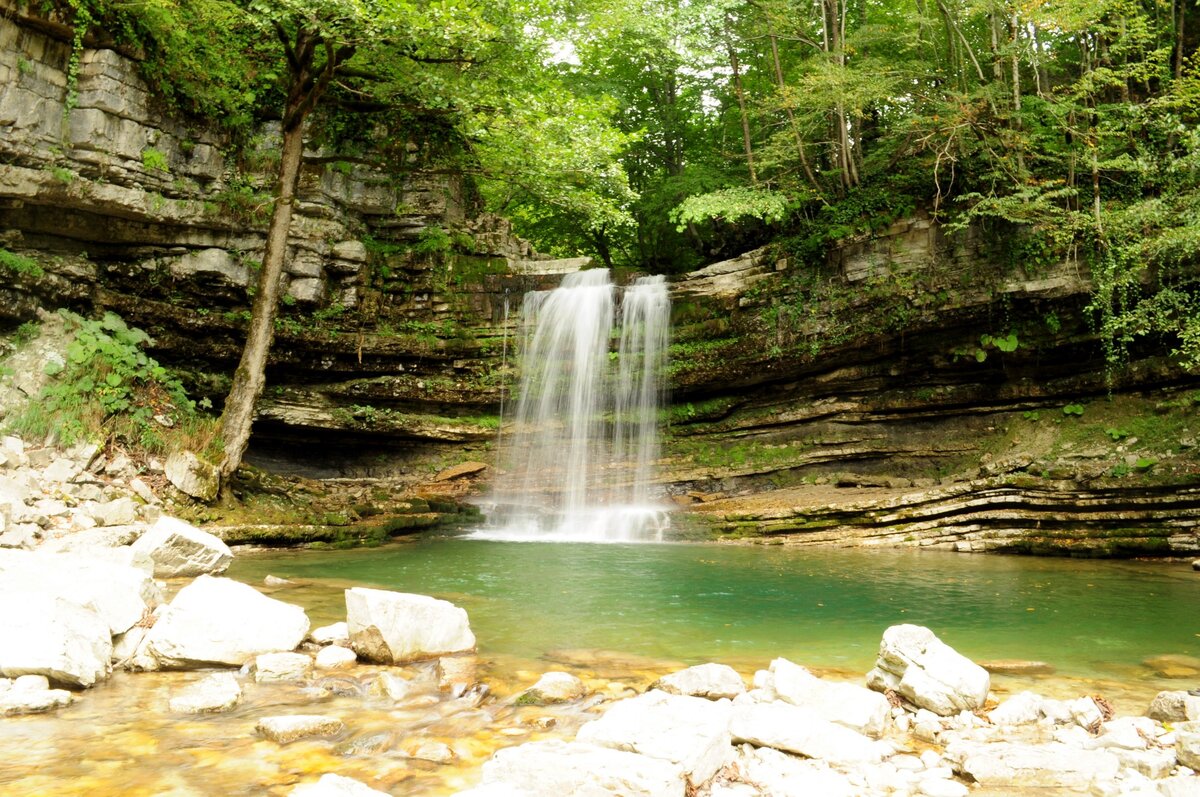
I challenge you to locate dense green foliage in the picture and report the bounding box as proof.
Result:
[6,312,217,454]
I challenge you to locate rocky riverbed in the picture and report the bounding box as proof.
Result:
[2,433,1200,796]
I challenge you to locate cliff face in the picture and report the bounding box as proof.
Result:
[2,7,1198,554]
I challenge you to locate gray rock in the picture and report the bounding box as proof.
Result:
[1149,690,1200,723]
[866,624,990,716]
[130,515,232,577]
[255,652,313,682]
[144,575,309,667]
[167,249,248,286]
[576,689,734,786]
[256,715,345,744]
[370,672,412,701]
[89,497,137,527]
[332,240,368,262]
[164,451,219,502]
[168,672,243,713]
[1178,720,1200,769]
[652,663,746,701]
[480,739,686,797]
[345,587,474,663]
[289,774,390,797]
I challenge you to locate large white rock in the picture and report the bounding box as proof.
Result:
[480,739,686,797]
[315,646,357,670]
[866,625,990,716]
[0,686,72,716]
[653,663,746,700]
[289,774,390,797]
[766,658,890,737]
[130,516,232,577]
[144,575,310,667]
[345,587,475,663]
[88,497,137,527]
[168,671,243,713]
[989,691,1045,726]
[945,741,1120,788]
[735,746,857,797]
[576,690,734,786]
[0,590,112,687]
[1149,691,1200,723]
[729,701,887,766]
[0,549,160,635]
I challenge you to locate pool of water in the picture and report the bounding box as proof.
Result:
[229,536,1200,684]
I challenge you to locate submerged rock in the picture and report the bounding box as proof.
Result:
[130,516,232,578]
[256,714,346,744]
[168,671,242,713]
[345,587,474,663]
[652,663,746,701]
[866,624,990,716]
[517,671,585,705]
[254,651,313,682]
[289,774,390,797]
[576,689,734,786]
[479,739,686,797]
[144,575,310,667]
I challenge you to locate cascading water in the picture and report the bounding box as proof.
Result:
[475,269,671,542]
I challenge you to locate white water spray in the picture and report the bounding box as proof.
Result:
[476,270,671,542]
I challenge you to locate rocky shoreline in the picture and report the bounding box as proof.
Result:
[2,434,1200,796]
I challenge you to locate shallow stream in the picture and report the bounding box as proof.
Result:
[2,538,1198,795]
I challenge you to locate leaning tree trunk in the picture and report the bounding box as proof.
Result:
[218,115,306,482]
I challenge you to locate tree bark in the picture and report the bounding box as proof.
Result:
[767,27,823,197]
[726,18,758,184]
[218,115,306,482]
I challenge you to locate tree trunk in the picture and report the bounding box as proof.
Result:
[767,28,823,197]
[218,112,306,481]
[726,19,758,184]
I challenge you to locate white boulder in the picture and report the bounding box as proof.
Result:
[289,774,390,797]
[0,590,112,687]
[130,516,232,577]
[0,549,160,635]
[735,746,857,797]
[576,690,734,786]
[729,701,887,766]
[480,739,686,797]
[866,625,990,716]
[1149,691,1200,723]
[0,685,72,715]
[653,663,746,700]
[989,691,1045,726]
[945,741,1120,789]
[255,651,313,682]
[89,497,137,527]
[315,646,357,670]
[345,587,474,663]
[168,672,243,713]
[144,575,310,667]
[310,622,350,645]
[767,658,890,737]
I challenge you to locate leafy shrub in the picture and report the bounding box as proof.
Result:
[6,311,218,456]
[0,248,44,278]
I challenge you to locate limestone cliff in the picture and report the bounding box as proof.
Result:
[1,4,1198,555]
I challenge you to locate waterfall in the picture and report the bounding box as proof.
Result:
[477,270,671,542]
